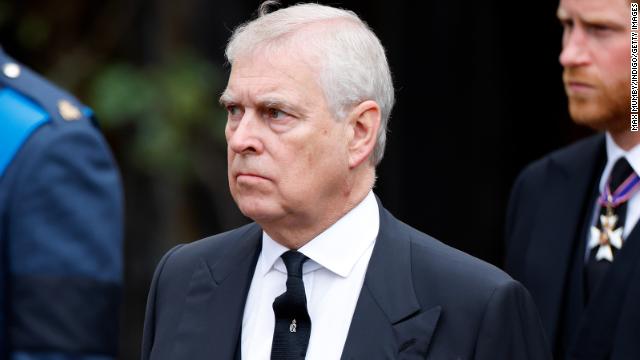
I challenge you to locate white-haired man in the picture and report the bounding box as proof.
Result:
[142,3,550,359]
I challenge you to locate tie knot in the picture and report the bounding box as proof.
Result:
[609,157,635,190]
[281,250,308,278]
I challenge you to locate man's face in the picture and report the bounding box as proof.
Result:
[558,0,630,131]
[222,50,351,227]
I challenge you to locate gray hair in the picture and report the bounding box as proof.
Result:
[225,2,395,165]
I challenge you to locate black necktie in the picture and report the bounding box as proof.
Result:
[271,250,311,360]
[585,157,635,299]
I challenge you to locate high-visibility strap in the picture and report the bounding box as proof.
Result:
[0,88,50,177]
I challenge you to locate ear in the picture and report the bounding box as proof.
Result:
[347,100,381,169]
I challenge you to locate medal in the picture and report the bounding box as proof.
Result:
[589,170,640,261]
[589,213,623,261]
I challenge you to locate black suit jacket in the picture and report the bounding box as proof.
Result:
[143,200,550,359]
[505,134,640,359]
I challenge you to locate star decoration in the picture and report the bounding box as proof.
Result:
[589,214,624,262]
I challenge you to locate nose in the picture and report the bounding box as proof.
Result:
[559,26,591,68]
[226,111,264,155]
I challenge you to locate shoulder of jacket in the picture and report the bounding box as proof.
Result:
[0,49,95,126]
[515,133,604,187]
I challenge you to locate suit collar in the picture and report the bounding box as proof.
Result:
[174,201,440,360]
[341,199,441,359]
[259,190,380,278]
[600,132,640,192]
[361,199,421,323]
[208,224,262,284]
[525,134,607,349]
[547,134,605,179]
[172,224,261,360]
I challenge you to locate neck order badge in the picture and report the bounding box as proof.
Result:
[589,159,640,261]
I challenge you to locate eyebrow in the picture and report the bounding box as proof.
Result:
[219,90,234,106]
[556,8,626,29]
[257,97,297,111]
[219,91,301,113]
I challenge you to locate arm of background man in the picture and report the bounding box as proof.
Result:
[141,244,185,360]
[473,279,551,359]
[504,162,544,277]
[7,122,123,360]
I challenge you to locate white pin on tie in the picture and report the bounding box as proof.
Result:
[289,319,297,333]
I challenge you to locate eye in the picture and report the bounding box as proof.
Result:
[226,105,243,120]
[586,24,612,35]
[262,106,296,132]
[266,108,287,120]
[559,19,573,30]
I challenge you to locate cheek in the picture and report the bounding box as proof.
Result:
[226,149,237,187]
[600,54,630,92]
[224,124,233,141]
[226,148,234,170]
[600,42,630,75]
[276,124,347,183]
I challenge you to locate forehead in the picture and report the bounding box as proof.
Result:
[221,48,322,106]
[557,0,629,22]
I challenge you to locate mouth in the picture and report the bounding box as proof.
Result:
[235,172,270,181]
[565,80,596,95]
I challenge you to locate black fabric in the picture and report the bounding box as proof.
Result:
[609,158,635,190]
[556,168,602,359]
[142,202,550,360]
[586,158,634,299]
[9,275,121,355]
[270,251,311,360]
[572,224,640,359]
[505,134,640,359]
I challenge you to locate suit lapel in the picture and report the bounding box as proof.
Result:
[172,224,261,360]
[610,240,640,359]
[341,203,441,359]
[524,135,606,348]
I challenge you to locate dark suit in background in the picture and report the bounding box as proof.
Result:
[505,135,640,359]
[504,0,639,358]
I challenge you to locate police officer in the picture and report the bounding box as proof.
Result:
[0,47,123,359]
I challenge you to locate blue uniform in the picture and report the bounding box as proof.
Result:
[0,49,123,359]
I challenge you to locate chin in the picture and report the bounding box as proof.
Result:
[235,198,279,223]
[568,101,612,131]
[570,113,609,131]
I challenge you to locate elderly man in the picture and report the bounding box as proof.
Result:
[505,0,640,358]
[142,3,549,359]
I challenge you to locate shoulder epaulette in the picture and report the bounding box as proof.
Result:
[0,49,94,177]
[0,49,93,124]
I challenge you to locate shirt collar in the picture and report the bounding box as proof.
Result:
[259,190,380,278]
[600,132,640,192]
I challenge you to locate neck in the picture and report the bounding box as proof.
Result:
[609,129,640,151]
[263,170,375,249]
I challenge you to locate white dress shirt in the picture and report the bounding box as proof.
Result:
[241,191,379,360]
[586,133,640,259]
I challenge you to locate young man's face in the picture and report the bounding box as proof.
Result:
[558,0,631,132]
